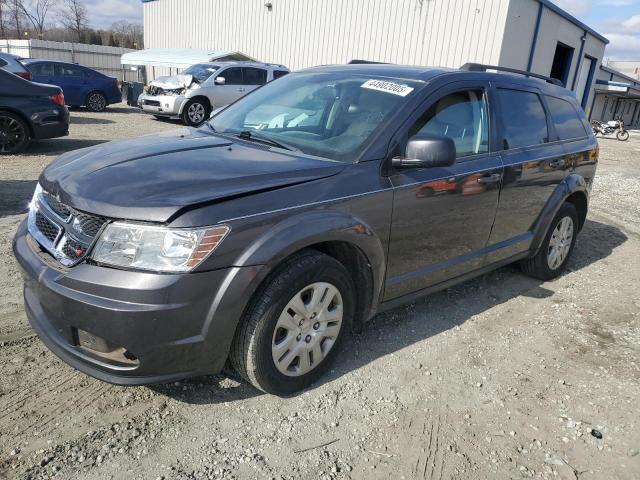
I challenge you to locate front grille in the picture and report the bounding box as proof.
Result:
[35,211,60,242]
[28,189,108,267]
[74,213,106,237]
[42,192,71,219]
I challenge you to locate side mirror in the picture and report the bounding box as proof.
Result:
[392,134,456,169]
[214,76,226,85]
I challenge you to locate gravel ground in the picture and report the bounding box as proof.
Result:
[0,106,638,480]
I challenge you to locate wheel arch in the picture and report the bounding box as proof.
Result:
[235,211,385,325]
[530,174,589,255]
[179,95,212,115]
[0,108,34,138]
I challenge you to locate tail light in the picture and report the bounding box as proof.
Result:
[50,92,65,106]
[115,78,121,91]
[15,71,32,81]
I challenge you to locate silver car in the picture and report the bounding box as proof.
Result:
[138,61,289,126]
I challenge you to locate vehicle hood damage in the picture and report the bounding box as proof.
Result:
[39,127,345,224]
[147,75,200,95]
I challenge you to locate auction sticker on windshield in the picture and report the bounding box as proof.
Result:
[361,79,414,97]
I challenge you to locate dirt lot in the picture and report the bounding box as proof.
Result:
[0,106,639,480]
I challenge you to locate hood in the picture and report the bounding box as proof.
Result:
[150,74,194,90]
[40,128,345,223]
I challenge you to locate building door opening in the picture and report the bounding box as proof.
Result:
[575,56,595,108]
[550,42,574,86]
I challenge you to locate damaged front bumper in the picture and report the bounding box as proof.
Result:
[138,92,187,118]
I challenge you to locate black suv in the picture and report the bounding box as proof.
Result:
[13,63,598,395]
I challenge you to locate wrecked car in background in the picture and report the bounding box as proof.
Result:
[138,61,289,126]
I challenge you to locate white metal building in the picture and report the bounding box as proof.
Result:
[143,0,609,116]
[592,66,640,127]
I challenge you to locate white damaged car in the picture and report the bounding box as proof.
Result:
[138,61,289,126]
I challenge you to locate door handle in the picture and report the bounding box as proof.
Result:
[549,159,565,169]
[477,173,501,184]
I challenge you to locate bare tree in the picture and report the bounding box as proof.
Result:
[110,20,143,49]
[57,0,86,42]
[0,0,7,39]
[19,0,55,38]
[10,0,23,37]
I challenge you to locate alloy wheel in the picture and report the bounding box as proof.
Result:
[187,103,206,124]
[87,93,106,112]
[0,115,27,153]
[547,216,574,270]
[271,282,343,376]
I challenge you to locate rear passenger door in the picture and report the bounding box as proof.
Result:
[242,67,267,94]
[385,81,503,300]
[485,85,566,264]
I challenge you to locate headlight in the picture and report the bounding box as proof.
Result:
[92,222,230,272]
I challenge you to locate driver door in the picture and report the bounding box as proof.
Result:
[211,67,245,107]
[385,82,503,300]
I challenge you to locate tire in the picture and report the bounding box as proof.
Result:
[616,130,629,141]
[86,91,107,112]
[0,111,30,154]
[520,202,578,281]
[181,98,210,126]
[230,250,355,396]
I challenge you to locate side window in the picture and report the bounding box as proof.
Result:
[61,65,85,77]
[273,70,289,80]
[220,67,243,85]
[0,59,7,67]
[243,67,267,85]
[32,62,55,76]
[497,89,548,149]
[409,90,489,158]
[545,95,587,140]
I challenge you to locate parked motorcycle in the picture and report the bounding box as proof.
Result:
[591,117,630,141]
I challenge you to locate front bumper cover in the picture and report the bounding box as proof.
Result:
[138,93,186,117]
[13,219,262,385]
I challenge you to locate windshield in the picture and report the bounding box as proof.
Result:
[208,73,422,161]
[182,63,219,83]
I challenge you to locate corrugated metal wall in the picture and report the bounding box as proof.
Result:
[1,39,138,81]
[144,0,510,71]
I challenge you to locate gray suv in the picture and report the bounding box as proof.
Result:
[138,61,289,126]
[14,63,598,396]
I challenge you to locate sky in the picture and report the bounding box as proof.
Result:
[86,0,638,60]
[554,0,640,59]
[83,0,143,28]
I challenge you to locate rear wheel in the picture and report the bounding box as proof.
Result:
[181,98,210,126]
[520,202,578,281]
[86,91,107,112]
[230,250,355,396]
[0,112,30,154]
[616,130,629,141]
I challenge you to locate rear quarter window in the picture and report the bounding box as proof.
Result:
[273,70,289,80]
[0,59,7,67]
[497,88,549,149]
[545,95,587,140]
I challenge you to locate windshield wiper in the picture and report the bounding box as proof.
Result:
[237,130,299,152]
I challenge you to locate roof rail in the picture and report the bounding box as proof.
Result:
[460,63,564,87]
[348,59,390,65]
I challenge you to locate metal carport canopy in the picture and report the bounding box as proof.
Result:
[120,48,255,68]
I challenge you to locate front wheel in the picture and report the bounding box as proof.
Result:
[181,99,210,126]
[0,112,30,154]
[230,250,355,396]
[520,202,578,281]
[617,130,629,141]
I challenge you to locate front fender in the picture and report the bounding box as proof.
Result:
[235,210,386,303]
[530,173,588,254]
